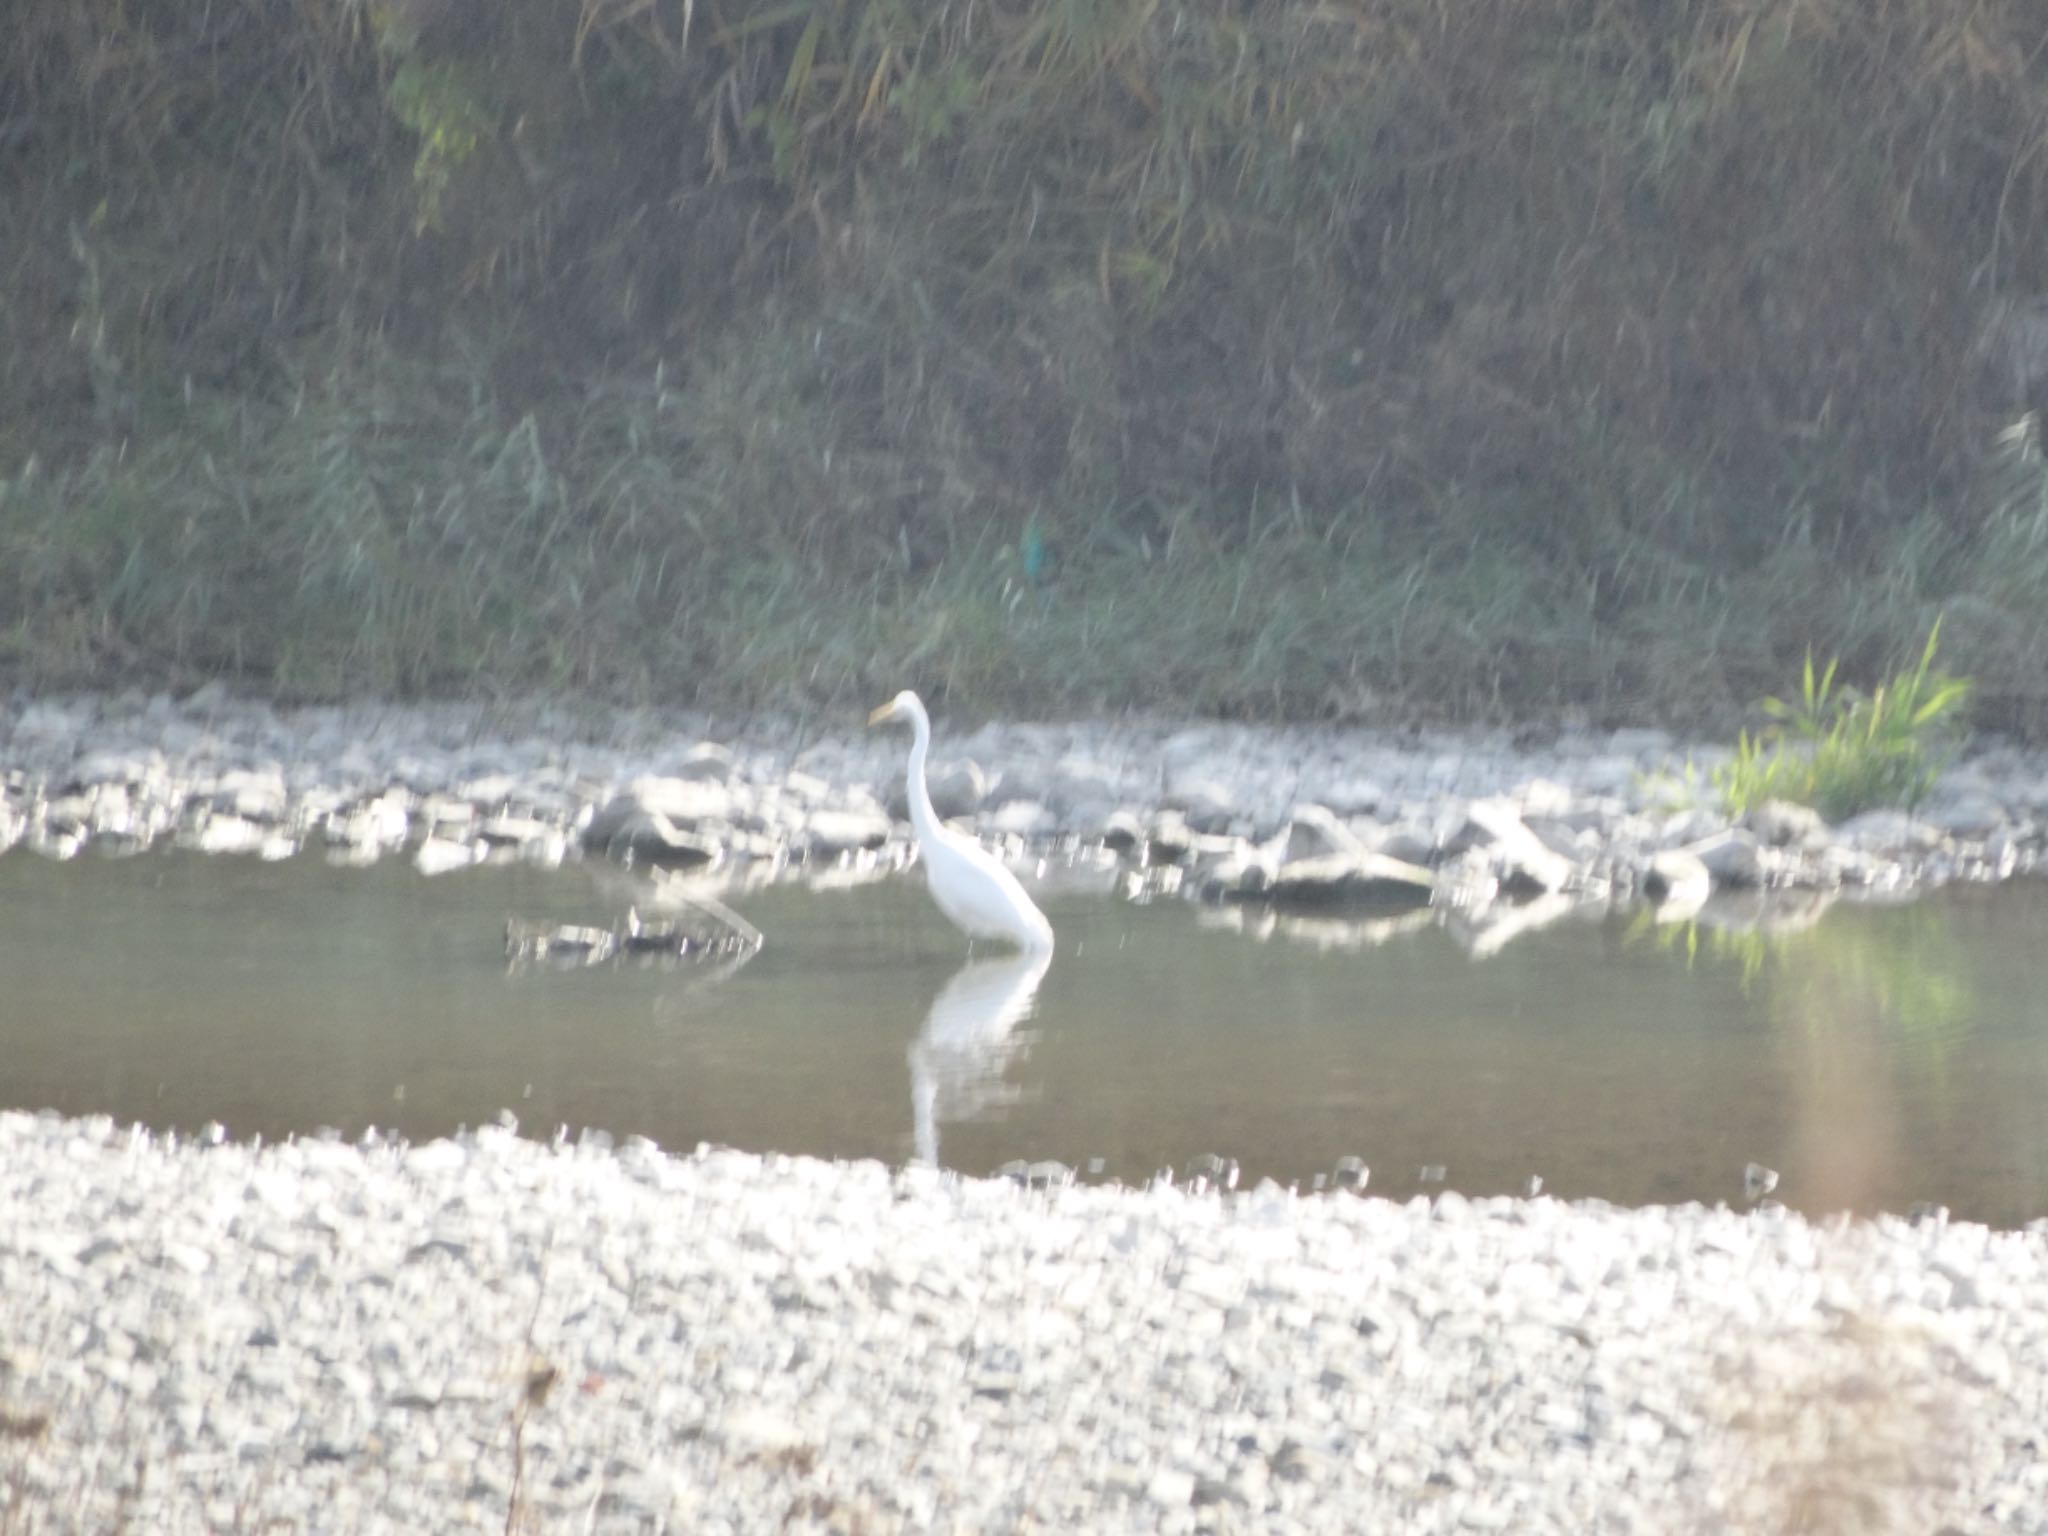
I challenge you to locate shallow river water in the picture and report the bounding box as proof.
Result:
[2,852,2045,1225]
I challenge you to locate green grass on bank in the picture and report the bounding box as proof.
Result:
[1714,623,1972,820]
[5,347,2048,731]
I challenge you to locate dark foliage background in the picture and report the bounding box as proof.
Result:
[4,0,2047,727]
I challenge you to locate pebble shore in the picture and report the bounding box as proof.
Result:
[2,689,2043,937]
[2,1113,2044,1535]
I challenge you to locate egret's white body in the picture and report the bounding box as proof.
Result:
[869,690,1055,954]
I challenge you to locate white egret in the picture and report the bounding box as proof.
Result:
[868,690,1054,953]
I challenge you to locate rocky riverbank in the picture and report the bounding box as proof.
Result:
[0,1112,2041,1534]
[0,688,2040,949]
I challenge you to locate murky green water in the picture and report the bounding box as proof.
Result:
[2,851,2045,1224]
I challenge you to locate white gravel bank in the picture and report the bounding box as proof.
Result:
[2,1111,2044,1535]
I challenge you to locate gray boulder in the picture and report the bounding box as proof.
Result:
[1267,853,1435,910]
[584,805,720,868]
[1744,799,1829,849]
[1832,808,1942,854]
[1687,829,1765,888]
[1455,797,1575,896]
[1921,791,2007,839]
[1641,848,1711,905]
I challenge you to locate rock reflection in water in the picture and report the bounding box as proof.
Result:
[909,949,1053,1166]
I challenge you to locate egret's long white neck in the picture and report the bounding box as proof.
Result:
[903,698,941,845]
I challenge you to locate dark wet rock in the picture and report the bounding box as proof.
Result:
[1144,809,1196,864]
[1688,829,1765,888]
[1641,849,1711,905]
[620,912,691,954]
[1267,852,1435,910]
[585,784,702,852]
[1096,808,1146,853]
[1743,799,1828,849]
[584,806,719,868]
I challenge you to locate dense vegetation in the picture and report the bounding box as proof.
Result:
[4,0,2048,729]
[1713,623,1972,819]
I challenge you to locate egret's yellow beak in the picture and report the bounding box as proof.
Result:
[867,701,896,726]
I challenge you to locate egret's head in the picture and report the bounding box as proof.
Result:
[867,689,922,727]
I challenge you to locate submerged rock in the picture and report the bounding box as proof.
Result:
[1267,852,1435,910]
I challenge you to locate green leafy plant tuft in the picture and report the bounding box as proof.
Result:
[1714,622,1971,822]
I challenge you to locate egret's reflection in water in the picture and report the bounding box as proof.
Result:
[909,948,1053,1165]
